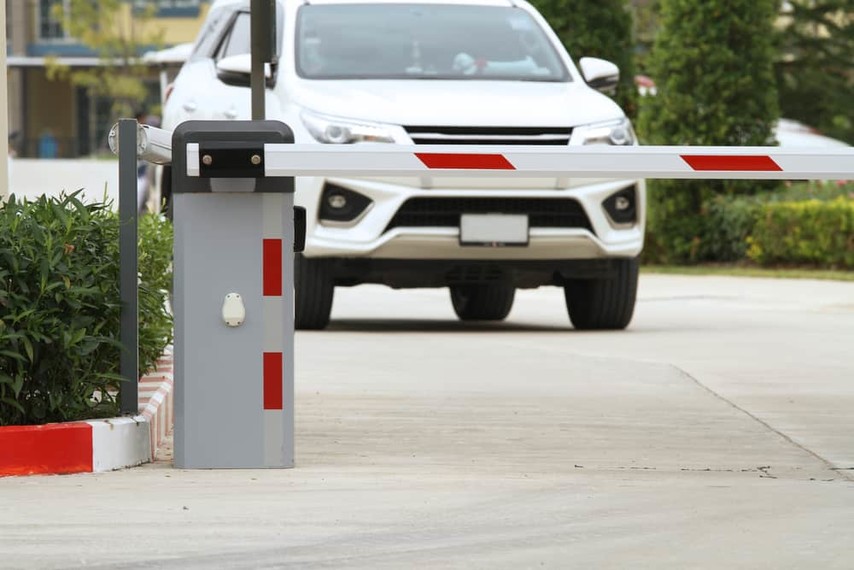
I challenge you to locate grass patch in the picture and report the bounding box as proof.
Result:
[642,264,854,282]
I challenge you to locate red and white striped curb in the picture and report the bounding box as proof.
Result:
[0,351,174,477]
[138,349,175,461]
[186,144,854,180]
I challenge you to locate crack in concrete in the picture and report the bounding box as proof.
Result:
[670,364,853,482]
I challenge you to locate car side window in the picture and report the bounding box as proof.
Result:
[191,7,231,59]
[216,12,252,60]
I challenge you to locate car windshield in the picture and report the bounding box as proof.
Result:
[296,4,569,81]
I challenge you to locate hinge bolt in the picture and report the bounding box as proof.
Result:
[251,154,262,166]
[202,154,213,166]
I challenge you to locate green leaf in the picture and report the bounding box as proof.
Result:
[0,397,25,415]
[21,336,34,363]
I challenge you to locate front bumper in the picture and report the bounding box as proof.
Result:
[297,176,646,260]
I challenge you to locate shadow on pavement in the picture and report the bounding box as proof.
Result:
[322,319,573,333]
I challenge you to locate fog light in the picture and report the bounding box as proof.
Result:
[328,194,348,209]
[319,184,373,223]
[602,186,637,225]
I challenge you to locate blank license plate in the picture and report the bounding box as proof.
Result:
[460,214,529,246]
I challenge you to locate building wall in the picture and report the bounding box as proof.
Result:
[24,69,74,157]
[156,5,214,45]
[7,0,213,157]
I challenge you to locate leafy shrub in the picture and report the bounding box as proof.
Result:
[638,0,780,263]
[0,193,172,426]
[137,214,173,373]
[771,180,853,203]
[698,195,762,262]
[747,197,854,268]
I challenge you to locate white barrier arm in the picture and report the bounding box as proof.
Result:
[191,143,853,180]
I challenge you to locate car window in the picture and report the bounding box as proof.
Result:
[191,6,232,59]
[296,4,569,81]
[217,12,252,60]
[213,6,285,61]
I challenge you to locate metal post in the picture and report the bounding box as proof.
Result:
[118,119,139,415]
[1,0,9,200]
[250,0,275,120]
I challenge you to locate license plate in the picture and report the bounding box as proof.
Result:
[460,214,529,246]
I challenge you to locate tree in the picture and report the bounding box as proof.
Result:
[776,0,853,144]
[637,0,780,263]
[630,0,660,74]
[46,0,164,120]
[530,0,638,115]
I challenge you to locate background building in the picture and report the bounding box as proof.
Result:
[6,0,211,158]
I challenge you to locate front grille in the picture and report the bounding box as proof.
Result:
[385,197,593,233]
[405,126,573,146]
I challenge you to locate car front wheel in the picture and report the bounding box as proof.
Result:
[450,283,515,321]
[563,257,638,330]
[295,254,334,330]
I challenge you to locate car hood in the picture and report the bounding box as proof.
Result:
[287,79,624,127]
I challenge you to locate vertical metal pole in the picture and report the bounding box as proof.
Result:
[118,119,139,415]
[250,0,274,120]
[1,0,9,200]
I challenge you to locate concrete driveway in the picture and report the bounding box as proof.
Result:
[1,274,852,568]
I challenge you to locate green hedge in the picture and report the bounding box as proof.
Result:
[0,193,173,426]
[747,197,853,268]
[644,182,853,269]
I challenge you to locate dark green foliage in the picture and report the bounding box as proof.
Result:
[530,0,638,114]
[776,0,854,144]
[631,0,660,73]
[644,182,853,267]
[137,214,173,374]
[699,194,762,262]
[748,197,854,268]
[0,194,172,426]
[638,0,781,263]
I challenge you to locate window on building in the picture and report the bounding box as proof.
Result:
[38,0,71,41]
[132,0,202,17]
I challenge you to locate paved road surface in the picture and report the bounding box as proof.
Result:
[1,274,852,569]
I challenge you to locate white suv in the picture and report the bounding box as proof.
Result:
[163,0,645,330]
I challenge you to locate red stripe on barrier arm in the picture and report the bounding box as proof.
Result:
[0,423,93,476]
[415,153,516,170]
[681,155,782,172]
[263,239,283,296]
[263,352,284,410]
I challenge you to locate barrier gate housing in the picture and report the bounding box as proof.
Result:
[130,119,852,469]
[171,121,296,469]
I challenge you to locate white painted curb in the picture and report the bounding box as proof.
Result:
[87,416,152,473]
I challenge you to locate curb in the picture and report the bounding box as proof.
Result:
[0,350,174,477]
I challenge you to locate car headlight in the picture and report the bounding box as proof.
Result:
[301,110,398,144]
[575,118,637,146]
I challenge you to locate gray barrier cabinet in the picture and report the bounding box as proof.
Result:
[172,121,296,469]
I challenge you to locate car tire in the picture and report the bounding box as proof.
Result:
[295,254,334,330]
[563,257,639,330]
[450,283,515,321]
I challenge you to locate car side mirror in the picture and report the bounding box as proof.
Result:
[579,57,620,95]
[216,54,274,88]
